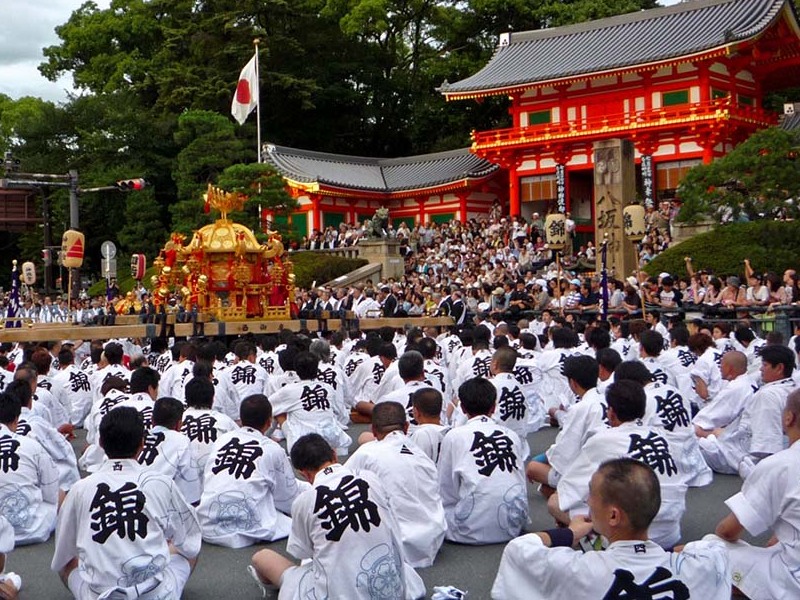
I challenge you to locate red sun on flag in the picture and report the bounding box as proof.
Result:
[236,80,252,105]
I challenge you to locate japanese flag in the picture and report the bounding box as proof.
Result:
[231,53,259,125]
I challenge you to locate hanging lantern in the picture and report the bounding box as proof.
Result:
[61,230,85,268]
[131,254,147,280]
[544,213,567,250]
[623,205,646,241]
[21,261,36,285]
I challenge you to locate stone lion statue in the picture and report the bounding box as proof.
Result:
[364,207,390,239]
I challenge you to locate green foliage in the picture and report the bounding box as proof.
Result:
[290,252,367,288]
[644,221,800,279]
[217,163,298,231]
[677,127,800,223]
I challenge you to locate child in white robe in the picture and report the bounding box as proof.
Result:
[346,401,446,568]
[269,352,351,457]
[250,433,426,600]
[52,407,201,600]
[228,340,268,400]
[712,388,800,599]
[439,377,528,545]
[492,458,730,600]
[137,397,201,505]
[197,394,304,548]
[0,391,59,546]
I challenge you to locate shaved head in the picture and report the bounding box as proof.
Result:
[786,389,800,421]
[721,350,747,375]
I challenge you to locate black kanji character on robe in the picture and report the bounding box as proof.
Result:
[655,390,690,432]
[677,350,695,368]
[90,482,149,543]
[472,357,491,378]
[16,420,32,437]
[600,403,610,426]
[498,386,527,422]
[470,430,517,476]
[345,358,364,377]
[650,368,668,386]
[139,406,153,429]
[514,366,533,385]
[558,353,568,376]
[37,380,52,391]
[603,567,689,600]
[100,394,128,415]
[155,354,172,374]
[138,431,165,466]
[182,414,218,444]
[628,432,677,477]
[713,352,724,367]
[259,356,276,375]
[425,368,446,390]
[211,437,264,479]
[0,436,21,472]
[231,365,257,386]
[314,474,381,542]
[300,384,331,412]
[69,370,91,393]
[371,362,385,385]
[447,338,460,353]
[0,371,7,392]
[318,368,338,389]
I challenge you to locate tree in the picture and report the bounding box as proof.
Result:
[118,191,169,259]
[677,127,800,223]
[216,163,297,234]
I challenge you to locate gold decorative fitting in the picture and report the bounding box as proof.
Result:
[203,183,247,221]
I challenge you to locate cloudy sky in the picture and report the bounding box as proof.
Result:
[2,0,682,103]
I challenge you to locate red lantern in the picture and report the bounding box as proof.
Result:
[130,254,147,280]
[61,230,85,268]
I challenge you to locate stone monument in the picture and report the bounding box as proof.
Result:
[593,139,639,278]
[359,207,404,280]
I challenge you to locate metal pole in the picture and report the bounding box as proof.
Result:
[254,38,262,164]
[41,191,53,293]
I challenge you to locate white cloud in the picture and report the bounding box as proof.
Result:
[0,0,110,103]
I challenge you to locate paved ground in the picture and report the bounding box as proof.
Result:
[9,425,764,599]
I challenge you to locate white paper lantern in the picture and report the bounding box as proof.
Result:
[545,213,567,250]
[623,205,646,241]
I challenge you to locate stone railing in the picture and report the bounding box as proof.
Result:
[293,246,361,259]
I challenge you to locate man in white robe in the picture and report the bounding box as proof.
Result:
[250,433,426,600]
[492,458,730,600]
[713,388,800,599]
[552,380,688,549]
[310,339,349,425]
[694,351,756,437]
[350,340,392,417]
[52,407,201,600]
[637,330,678,389]
[182,377,238,476]
[345,402,446,568]
[528,355,606,494]
[7,380,79,494]
[533,327,580,415]
[699,345,796,478]
[0,392,59,546]
[51,348,93,427]
[408,388,448,463]
[89,342,130,407]
[14,366,68,435]
[452,326,494,394]
[197,395,303,548]
[228,341,268,400]
[157,342,194,402]
[269,353,351,457]
[188,345,241,424]
[137,398,201,505]
[439,377,528,545]
[659,326,697,400]
[513,333,546,432]
[490,347,531,460]
[376,351,437,426]
[0,514,20,597]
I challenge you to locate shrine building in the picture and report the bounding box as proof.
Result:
[267,0,800,239]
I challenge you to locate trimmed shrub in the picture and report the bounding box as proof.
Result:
[290,252,367,289]
[645,221,800,278]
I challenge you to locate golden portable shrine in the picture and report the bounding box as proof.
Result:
[148,184,295,320]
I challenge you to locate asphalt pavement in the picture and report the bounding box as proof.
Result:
[8,425,761,599]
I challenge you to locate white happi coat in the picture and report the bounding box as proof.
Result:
[150,350,173,375]
[0,423,59,545]
[639,357,678,389]
[545,388,608,486]
[257,350,283,377]
[533,348,578,412]
[349,356,386,404]
[342,352,368,402]
[557,421,688,548]
[33,386,68,430]
[158,360,194,402]
[645,383,712,487]
[52,364,94,426]
[378,380,437,425]
[227,360,268,400]
[266,370,301,397]
[438,415,528,544]
[269,380,352,456]
[207,367,242,422]
[90,364,130,406]
[180,407,238,474]
[513,354,546,433]
[85,389,130,446]
[0,514,12,557]
[316,362,349,423]
[453,349,493,393]
[137,426,201,504]
[690,346,723,404]
[491,373,531,460]
[611,337,636,362]
[408,423,448,463]
[374,361,401,399]
[491,535,730,600]
[279,463,425,600]
[717,440,800,600]
[17,406,79,492]
[693,374,758,431]
[346,431,446,568]
[51,458,201,600]
[197,426,303,548]
[660,344,697,400]
[423,359,449,399]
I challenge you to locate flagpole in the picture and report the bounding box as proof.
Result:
[254,38,262,164]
